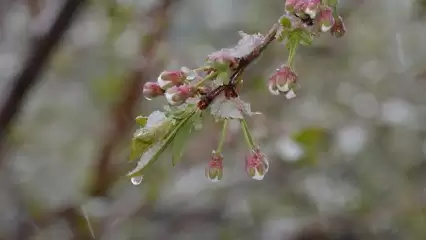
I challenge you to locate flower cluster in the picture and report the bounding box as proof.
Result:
[129,0,345,184]
[142,69,200,105]
[284,0,346,36]
[268,0,346,97]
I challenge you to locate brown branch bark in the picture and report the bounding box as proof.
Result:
[0,0,88,160]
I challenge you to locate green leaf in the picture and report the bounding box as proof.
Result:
[292,127,329,166]
[216,70,231,85]
[127,110,198,177]
[130,138,151,161]
[135,116,148,127]
[171,112,200,166]
[279,15,292,29]
[292,29,314,46]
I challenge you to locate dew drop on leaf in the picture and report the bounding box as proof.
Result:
[130,176,143,185]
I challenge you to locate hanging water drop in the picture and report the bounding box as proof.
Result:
[186,70,196,81]
[131,176,143,185]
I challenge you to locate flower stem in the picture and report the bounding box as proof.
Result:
[195,71,218,88]
[240,118,255,149]
[287,38,298,67]
[216,119,228,153]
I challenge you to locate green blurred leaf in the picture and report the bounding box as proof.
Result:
[292,127,329,166]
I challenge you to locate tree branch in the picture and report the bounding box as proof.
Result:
[0,0,88,159]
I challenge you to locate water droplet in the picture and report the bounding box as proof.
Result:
[144,96,152,101]
[186,70,196,81]
[130,176,143,185]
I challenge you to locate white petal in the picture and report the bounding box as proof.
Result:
[209,177,221,183]
[157,76,171,89]
[285,90,296,99]
[321,24,332,32]
[268,83,280,95]
[165,92,177,105]
[305,9,316,19]
[251,169,265,180]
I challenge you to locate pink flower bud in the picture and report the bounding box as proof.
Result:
[330,16,346,38]
[305,0,320,18]
[245,148,269,180]
[165,85,196,105]
[316,7,335,32]
[205,151,223,182]
[157,70,185,89]
[294,0,309,18]
[285,0,299,13]
[268,65,297,96]
[142,82,164,100]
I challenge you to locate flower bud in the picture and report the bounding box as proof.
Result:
[142,82,164,100]
[268,65,297,96]
[316,7,335,32]
[245,148,269,180]
[330,16,346,38]
[294,0,309,18]
[205,151,223,182]
[285,0,299,13]
[165,85,196,106]
[157,70,185,90]
[305,0,320,18]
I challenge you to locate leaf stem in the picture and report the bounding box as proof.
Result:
[216,119,228,153]
[287,38,298,67]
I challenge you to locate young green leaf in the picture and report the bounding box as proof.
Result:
[279,15,292,29]
[130,138,151,161]
[127,110,198,177]
[171,112,201,166]
[293,29,314,46]
[135,116,148,127]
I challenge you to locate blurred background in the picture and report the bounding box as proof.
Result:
[0,0,426,239]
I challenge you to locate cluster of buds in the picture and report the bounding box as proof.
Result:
[284,0,346,36]
[142,69,199,105]
[205,147,270,182]
[268,65,297,99]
